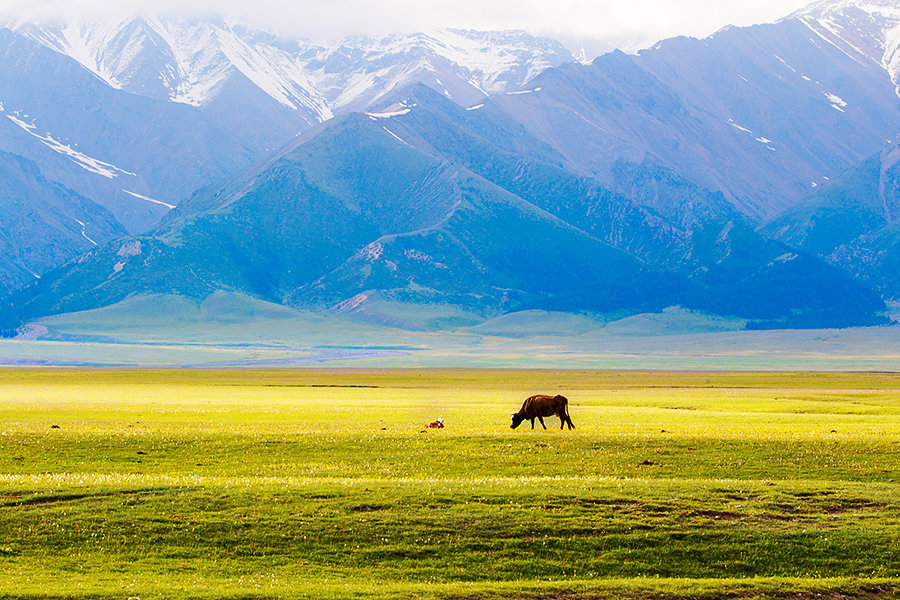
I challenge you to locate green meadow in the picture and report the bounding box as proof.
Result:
[0,369,898,599]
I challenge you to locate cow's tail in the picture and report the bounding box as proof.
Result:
[564,397,574,429]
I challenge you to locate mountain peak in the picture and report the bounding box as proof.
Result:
[3,15,572,119]
[791,0,900,17]
[784,0,900,95]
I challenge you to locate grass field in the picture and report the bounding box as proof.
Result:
[0,369,898,599]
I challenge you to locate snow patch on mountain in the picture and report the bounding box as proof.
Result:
[123,190,175,210]
[825,91,849,107]
[3,108,135,179]
[381,126,410,146]
[506,86,542,95]
[72,218,97,245]
[728,120,754,134]
[366,101,415,119]
[726,119,777,151]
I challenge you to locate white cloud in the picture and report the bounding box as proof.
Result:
[0,0,813,49]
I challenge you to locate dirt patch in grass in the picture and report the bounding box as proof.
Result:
[825,500,890,514]
[0,488,167,508]
[685,509,743,521]
[575,499,642,509]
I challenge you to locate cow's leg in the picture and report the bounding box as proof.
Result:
[538,415,546,429]
[530,417,535,429]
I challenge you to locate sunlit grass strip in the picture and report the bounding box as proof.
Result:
[3,472,896,489]
[0,576,897,599]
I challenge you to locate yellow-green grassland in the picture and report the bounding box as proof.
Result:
[0,369,897,599]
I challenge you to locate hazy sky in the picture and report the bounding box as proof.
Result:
[0,0,814,52]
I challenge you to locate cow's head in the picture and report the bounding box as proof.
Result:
[510,412,526,429]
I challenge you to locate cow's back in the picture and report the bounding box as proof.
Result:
[523,394,565,417]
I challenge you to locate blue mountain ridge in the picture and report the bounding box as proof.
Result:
[763,138,900,299]
[0,84,884,332]
[0,149,125,295]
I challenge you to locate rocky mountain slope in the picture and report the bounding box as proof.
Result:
[763,137,900,297]
[0,149,125,295]
[486,12,900,221]
[756,1,900,299]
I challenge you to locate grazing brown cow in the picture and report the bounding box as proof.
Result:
[426,418,444,428]
[511,394,574,430]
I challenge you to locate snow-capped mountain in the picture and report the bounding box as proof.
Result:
[7,0,900,324]
[300,29,573,112]
[0,27,256,231]
[8,17,333,124]
[0,15,573,294]
[475,0,900,222]
[789,0,900,94]
[5,16,573,120]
